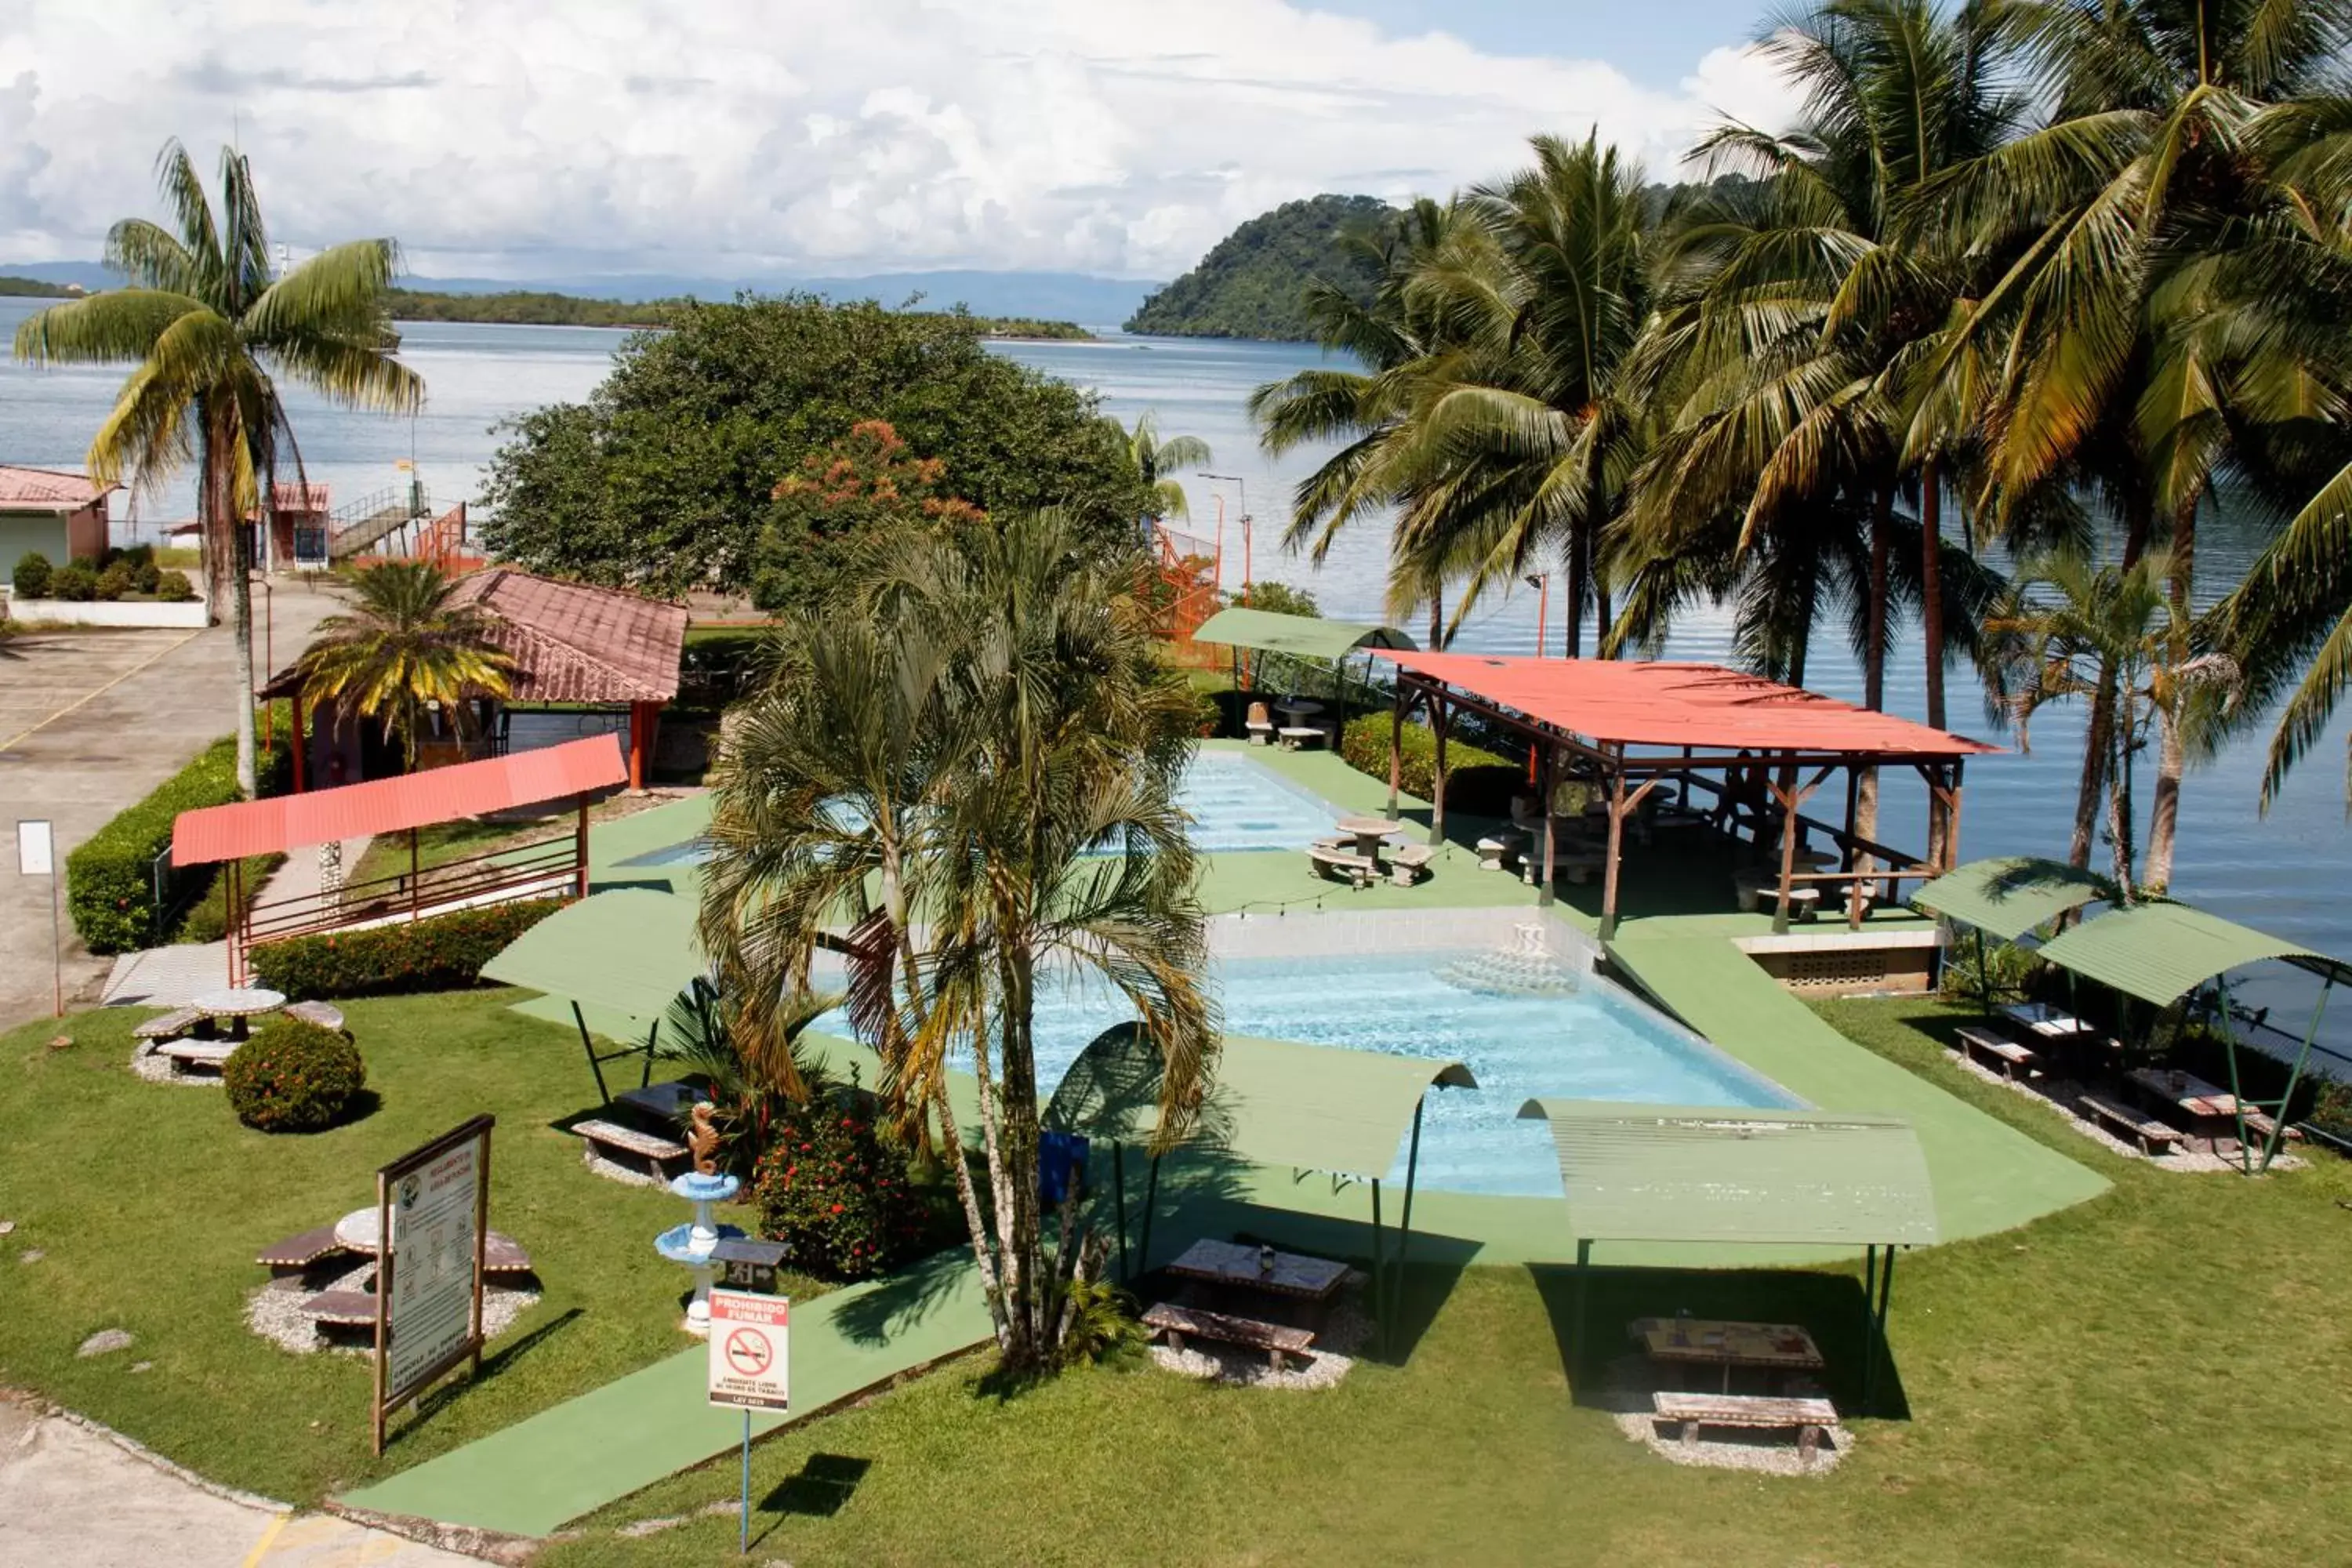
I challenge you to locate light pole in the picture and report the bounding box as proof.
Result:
[1525,574,1550,658]
[1201,474,1248,602]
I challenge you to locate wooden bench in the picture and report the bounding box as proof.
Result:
[1142,1301,1316,1372]
[1277,726,1325,751]
[2078,1094,2186,1156]
[1651,1392,1838,1465]
[132,1006,206,1046]
[156,1038,237,1074]
[1388,843,1436,887]
[575,1117,691,1180]
[1955,1025,2039,1080]
[1308,845,1376,890]
[299,1290,380,1327]
[2235,1108,2301,1145]
[256,1225,347,1270]
[282,1000,347,1033]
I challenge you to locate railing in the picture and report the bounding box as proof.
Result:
[1148,521,1222,668]
[328,481,434,559]
[1664,770,1937,931]
[238,833,580,955]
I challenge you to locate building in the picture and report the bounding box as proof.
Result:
[0,466,115,580]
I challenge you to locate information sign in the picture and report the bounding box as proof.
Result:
[371,1115,494,1454]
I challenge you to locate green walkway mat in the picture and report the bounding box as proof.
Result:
[1607,934,2109,1240]
[338,1250,991,1538]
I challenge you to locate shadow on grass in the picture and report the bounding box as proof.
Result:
[395,1305,586,1440]
[1528,1261,1911,1421]
[758,1451,872,1523]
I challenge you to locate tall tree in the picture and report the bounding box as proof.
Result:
[1124,413,1212,522]
[292,561,515,772]
[13,140,420,796]
[702,511,1217,1375]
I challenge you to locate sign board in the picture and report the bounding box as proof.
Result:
[372,1115,494,1454]
[16,819,53,877]
[712,1237,790,1296]
[292,525,328,568]
[707,1289,790,1412]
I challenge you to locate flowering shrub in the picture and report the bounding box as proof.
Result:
[223,1018,365,1132]
[750,1097,939,1280]
[251,899,561,998]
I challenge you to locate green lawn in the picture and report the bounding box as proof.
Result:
[0,991,820,1504]
[538,994,2352,1568]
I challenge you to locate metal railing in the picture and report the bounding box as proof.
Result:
[238,833,579,953]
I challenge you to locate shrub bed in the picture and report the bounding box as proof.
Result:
[751,1094,941,1280]
[67,733,289,954]
[224,1017,366,1132]
[249,898,563,998]
[1338,713,1523,816]
[11,551,52,598]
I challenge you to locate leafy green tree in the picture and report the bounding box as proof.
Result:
[292,561,515,771]
[751,420,983,612]
[701,510,1215,1374]
[480,298,1147,597]
[13,140,420,796]
[1125,413,1211,521]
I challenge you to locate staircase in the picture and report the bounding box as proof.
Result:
[328,482,432,559]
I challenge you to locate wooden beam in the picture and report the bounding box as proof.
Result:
[1388,681,1406,818]
[575,795,591,899]
[1430,691,1449,846]
[1537,742,1556,909]
[289,690,307,795]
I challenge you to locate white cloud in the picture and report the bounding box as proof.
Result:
[0,1,1797,279]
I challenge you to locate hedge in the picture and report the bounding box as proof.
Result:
[224,1018,367,1132]
[1338,713,1525,816]
[66,732,289,954]
[250,898,564,998]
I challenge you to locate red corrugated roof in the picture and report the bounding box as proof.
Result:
[1375,652,1998,757]
[0,464,114,511]
[172,735,629,866]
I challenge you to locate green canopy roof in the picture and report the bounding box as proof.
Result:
[480,887,703,1025]
[1516,1100,1940,1247]
[2033,901,2332,1007]
[1049,1026,1472,1182]
[1191,606,1417,662]
[1912,856,2110,942]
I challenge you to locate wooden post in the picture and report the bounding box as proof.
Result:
[1537,743,1557,909]
[1601,756,1626,942]
[1945,760,1965,870]
[1387,681,1406,818]
[1429,691,1448,846]
[574,795,591,899]
[1773,759,1800,934]
[289,691,307,794]
[408,826,421,924]
[628,701,659,792]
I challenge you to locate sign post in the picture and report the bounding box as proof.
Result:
[16,821,60,1017]
[372,1115,495,1455]
[708,1288,789,1555]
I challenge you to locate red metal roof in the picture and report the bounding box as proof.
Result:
[172,735,629,866]
[1374,652,1998,758]
[0,464,114,511]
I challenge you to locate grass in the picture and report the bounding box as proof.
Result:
[534,993,2352,1568]
[169,851,285,944]
[0,989,824,1504]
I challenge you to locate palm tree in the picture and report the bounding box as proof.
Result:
[1124,413,1211,523]
[13,140,422,797]
[701,511,1217,1375]
[1982,550,2238,898]
[1911,0,2352,879]
[292,561,514,772]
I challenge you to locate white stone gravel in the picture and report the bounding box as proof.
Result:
[1147,1279,1371,1391]
[128,1044,222,1087]
[245,1259,541,1357]
[1944,1047,2307,1174]
[1596,1353,1847,1477]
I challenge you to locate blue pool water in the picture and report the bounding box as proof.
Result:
[821,949,1799,1198]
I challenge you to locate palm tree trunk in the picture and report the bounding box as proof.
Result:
[2143,495,2198,892]
[1918,455,1946,731]
[2071,497,2154,869]
[1855,482,1893,868]
[1426,583,1445,651]
[202,409,260,797]
[1563,535,1585,660]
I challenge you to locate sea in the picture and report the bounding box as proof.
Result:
[3,300,2345,1059]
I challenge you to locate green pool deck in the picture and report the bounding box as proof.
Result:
[338,1250,993,1540]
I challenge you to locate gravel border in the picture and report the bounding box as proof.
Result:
[245,1260,541,1358]
[1594,1353,1848,1477]
[1147,1274,1371,1391]
[1944,1047,2308,1174]
[128,1043,223,1087]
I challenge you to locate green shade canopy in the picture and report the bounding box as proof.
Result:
[1049,1025,1472,1182]
[480,887,703,1025]
[1191,606,1417,662]
[1912,856,2110,942]
[2033,901,2338,1007]
[1516,1100,1940,1247]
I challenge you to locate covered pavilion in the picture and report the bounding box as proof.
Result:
[1192,605,1416,720]
[1372,652,1999,937]
[172,734,627,983]
[1517,1099,1939,1414]
[2034,902,2350,1173]
[1912,855,2113,1002]
[258,568,688,793]
[1047,1025,1473,1350]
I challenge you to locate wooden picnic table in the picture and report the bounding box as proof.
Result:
[1639,1317,1824,1393]
[2001,1000,2096,1040]
[2125,1067,2247,1152]
[1165,1239,1348,1303]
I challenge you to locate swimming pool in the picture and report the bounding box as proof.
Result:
[819,948,1800,1198]
[616,750,1348,866]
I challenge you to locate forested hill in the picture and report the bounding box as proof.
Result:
[0,275,78,297]
[1123,194,1394,341]
[384,288,1093,339]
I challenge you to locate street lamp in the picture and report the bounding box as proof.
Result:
[1200,474,1250,603]
[1525,573,1550,658]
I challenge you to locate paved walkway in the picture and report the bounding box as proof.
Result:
[336,1250,992,1539]
[0,581,346,1029]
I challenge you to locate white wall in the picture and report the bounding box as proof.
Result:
[1,593,209,628]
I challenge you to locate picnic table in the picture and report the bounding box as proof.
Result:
[1166,1239,1349,1302]
[1272,698,1325,728]
[189,986,286,1041]
[617,1078,708,1127]
[1333,815,1405,862]
[1638,1316,1824,1393]
[2125,1067,2247,1153]
[2001,1000,2096,1040]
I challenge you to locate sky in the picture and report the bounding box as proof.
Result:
[0,1,1795,283]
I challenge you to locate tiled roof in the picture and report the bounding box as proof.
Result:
[0,465,113,511]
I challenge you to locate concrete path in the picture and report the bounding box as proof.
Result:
[0,580,345,1029]
[100,942,230,1007]
[0,1392,474,1567]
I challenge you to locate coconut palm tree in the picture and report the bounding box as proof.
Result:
[701,510,1217,1374]
[13,140,422,797]
[292,561,514,772]
[1124,413,1212,523]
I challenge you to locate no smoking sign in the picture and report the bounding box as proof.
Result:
[708,1290,790,1411]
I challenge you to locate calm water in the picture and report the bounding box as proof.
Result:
[4,297,2343,1050]
[1178,751,1354,853]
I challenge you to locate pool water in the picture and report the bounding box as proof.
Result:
[821,949,1800,1198]
[1174,751,1352,852]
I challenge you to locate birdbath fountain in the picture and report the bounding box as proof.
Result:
[653,1103,744,1336]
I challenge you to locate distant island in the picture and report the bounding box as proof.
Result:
[1123,194,1392,342]
[0,275,80,298]
[386,287,1092,339]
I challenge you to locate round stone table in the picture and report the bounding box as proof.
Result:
[190,986,286,1041]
